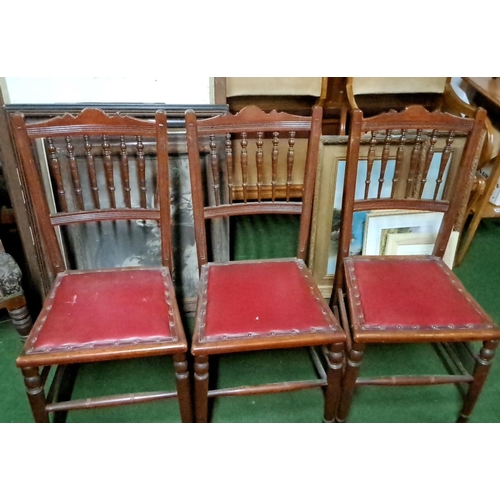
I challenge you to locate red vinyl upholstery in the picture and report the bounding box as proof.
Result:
[203,259,335,339]
[349,257,487,329]
[29,268,177,353]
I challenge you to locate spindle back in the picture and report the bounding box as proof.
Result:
[11,108,172,278]
[333,104,487,291]
[185,105,323,267]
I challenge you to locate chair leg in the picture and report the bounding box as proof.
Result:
[193,355,209,423]
[52,364,79,423]
[173,353,194,423]
[336,342,365,423]
[323,342,344,423]
[457,340,499,423]
[455,212,482,266]
[7,304,33,342]
[21,366,50,423]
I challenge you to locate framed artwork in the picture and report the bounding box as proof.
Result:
[309,135,466,298]
[363,210,444,255]
[384,232,436,256]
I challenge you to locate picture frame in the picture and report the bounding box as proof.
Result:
[384,232,436,256]
[308,135,466,298]
[363,209,459,269]
[363,210,444,255]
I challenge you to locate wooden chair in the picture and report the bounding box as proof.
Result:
[0,239,33,340]
[344,77,499,249]
[213,77,347,135]
[185,105,345,422]
[332,104,500,423]
[453,78,500,265]
[456,151,500,265]
[10,108,192,423]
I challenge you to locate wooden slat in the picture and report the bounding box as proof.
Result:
[136,135,147,208]
[406,129,423,198]
[209,134,221,205]
[102,134,116,208]
[418,129,438,198]
[255,131,264,202]
[65,136,84,210]
[45,389,179,412]
[378,130,391,198]
[356,374,473,386]
[433,131,454,200]
[365,131,376,199]
[120,135,132,208]
[392,129,406,197]
[225,133,234,204]
[84,134,100,209]
[271,131,279,202]
[286,131,296,201]
[240,132,248,202]
[46,137,68,212]
[49,208,160,226]
[208,379,326,398]
[203,201,302,219]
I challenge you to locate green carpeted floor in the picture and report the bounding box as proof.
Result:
[2,215,500,423]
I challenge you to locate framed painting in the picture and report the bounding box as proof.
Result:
[363,209,459,269]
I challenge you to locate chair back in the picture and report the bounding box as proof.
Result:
[10,108,172,279]
[185,105,323,268]
[333,104,487,291]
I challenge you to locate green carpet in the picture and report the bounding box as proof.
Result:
[2,215,500,423]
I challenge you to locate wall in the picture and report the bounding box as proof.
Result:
[2,77,212,104]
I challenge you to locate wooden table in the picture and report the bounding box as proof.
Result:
[461,77,500,123]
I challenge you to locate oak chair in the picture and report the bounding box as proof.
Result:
[332,104,500,423]
[185,105,345,422]
[10,108,192,423]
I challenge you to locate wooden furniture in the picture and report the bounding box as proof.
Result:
[454,78,500,265]
[185,105,346,422]
[332,104,500,423]
[10,108,192,423]
[343,78,492,144]
[0,97,228,318]
[456,152,500,265]
[460,78,500,122]
[347,77,466,114]
[213,77,347,134]
[344,77,497,265]
[0,239,33,340]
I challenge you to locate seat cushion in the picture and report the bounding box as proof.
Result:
[26,268,179,353]
[200,259,338,340]
[344,256,496,340]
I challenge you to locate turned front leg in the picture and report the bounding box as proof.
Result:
[193,355,209,423]
[173,353,193,423]
[323,342,344,423]
[458,340,499,423]
[21,366,49,423]
[336,342,365,423]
